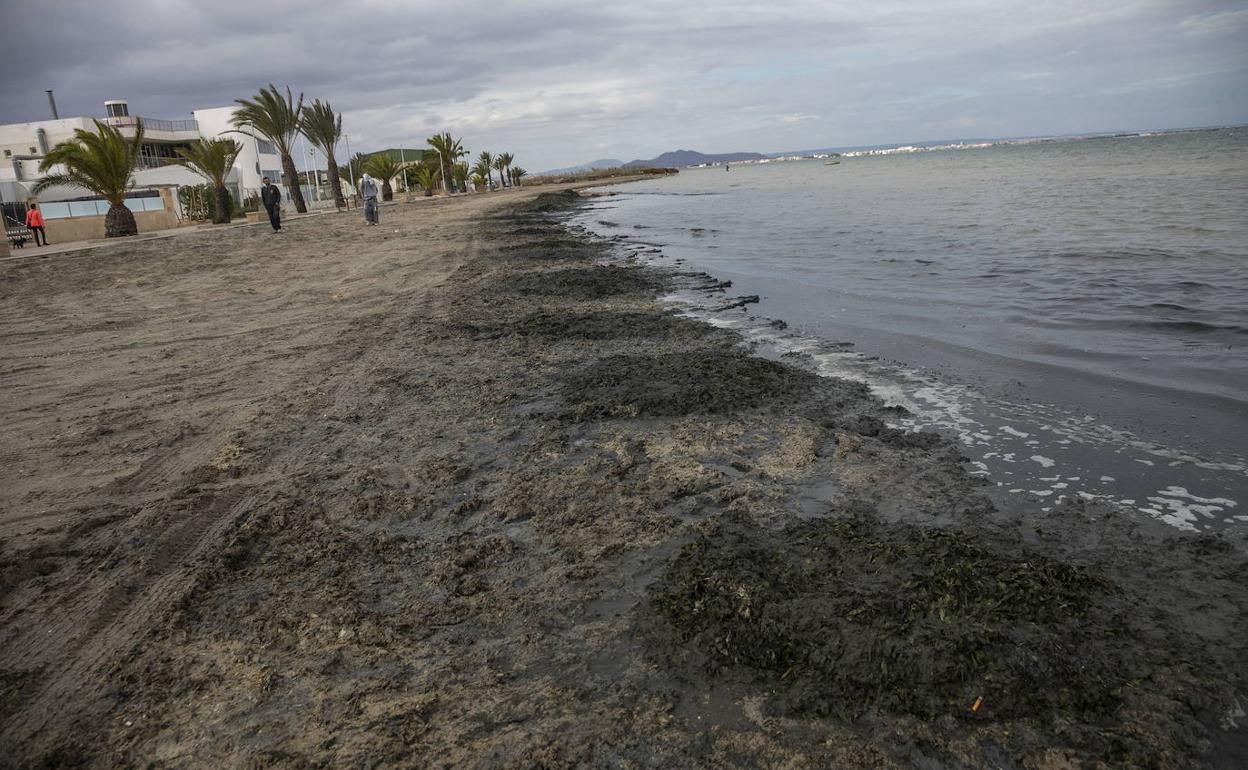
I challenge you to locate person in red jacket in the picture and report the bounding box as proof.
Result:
[25,204,48,246]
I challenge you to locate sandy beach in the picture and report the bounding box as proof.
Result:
[2,185,1246,768]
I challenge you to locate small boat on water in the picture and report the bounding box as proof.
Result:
[824,160,840,166]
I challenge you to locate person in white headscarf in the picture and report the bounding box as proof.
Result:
[360,173,379,225]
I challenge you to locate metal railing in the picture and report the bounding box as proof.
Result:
[101,116,199,133]
[135,156,182,170]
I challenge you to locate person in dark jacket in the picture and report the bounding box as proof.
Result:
[260,177,282,232]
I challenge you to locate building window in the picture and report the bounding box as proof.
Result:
[256,139,276,155]
[29,147,37,154]
[3,150,10,158]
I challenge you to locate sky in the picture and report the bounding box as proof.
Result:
[1,0,1246,171]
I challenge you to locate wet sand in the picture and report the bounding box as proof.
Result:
[1,186,1246,768]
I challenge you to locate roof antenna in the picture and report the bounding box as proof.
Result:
[46,90,59,119]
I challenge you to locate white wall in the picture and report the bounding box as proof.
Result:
[193,106,284,193]
[0,118,93,163]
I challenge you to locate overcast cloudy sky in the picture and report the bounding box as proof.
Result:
[1,0,1245,170]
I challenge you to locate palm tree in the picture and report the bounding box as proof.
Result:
[232,84,308,213]
[339,152,368,194]
[477,151,495,189]
[453,161,470,193]
[413,165,439,197]
[511,167,528,186]
[300,99,345,208]
[493,156,508,188]
[498,152,515,187]
[426,132,466,193]
[471,158,492,191]
[173,137,243,224]
[34,119,143,237]
[363,154,401,201]
[174,137,244,223]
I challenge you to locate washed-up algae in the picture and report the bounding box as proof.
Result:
[494,265,663,299]
[562,351,818,420]
[516,188,583,213]
[647,508,1236,765]
[458,310,735,343]
[493,237,607,262]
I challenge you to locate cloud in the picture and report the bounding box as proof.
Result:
[0,0,1243,170]
[1180,7,1248,37]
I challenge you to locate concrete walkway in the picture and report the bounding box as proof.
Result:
[0,199,404,263]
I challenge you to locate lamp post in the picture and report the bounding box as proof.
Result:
[399,146,407,197]
[298,134,315,202]
[305,143,320,201]
[344,132,356,209]
[0,184,8,258]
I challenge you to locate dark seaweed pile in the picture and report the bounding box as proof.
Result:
[561,351,819,421]
[460,311,735,343]
[494,265,663,300]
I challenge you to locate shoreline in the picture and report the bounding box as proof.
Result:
[1,186,1245,767]
[570,182,1248,538]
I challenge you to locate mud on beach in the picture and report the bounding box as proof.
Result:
[1,187,1246,768]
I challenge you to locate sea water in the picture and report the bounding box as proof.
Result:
[572,127,1248,533]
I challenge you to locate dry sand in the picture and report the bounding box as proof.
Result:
[1,186,1246,768]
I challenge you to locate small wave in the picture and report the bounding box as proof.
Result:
[1136,320,1248,335]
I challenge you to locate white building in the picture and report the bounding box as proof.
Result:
[192,106,287,193]
[0,99,307,212]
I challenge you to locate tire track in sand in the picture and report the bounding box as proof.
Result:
[0,492,257,756]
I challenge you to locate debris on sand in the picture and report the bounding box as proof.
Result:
[492,265,663,299]
[458,310,736,342]
[3,186,1245,770]
[562,351,818,420]
[647,508,1246,766]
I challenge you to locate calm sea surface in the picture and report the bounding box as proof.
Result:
[573,128,1248,533]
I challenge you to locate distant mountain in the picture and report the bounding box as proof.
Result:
[624,149,767,168]
[539,158,624,175]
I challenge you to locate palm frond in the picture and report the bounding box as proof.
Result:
[299,99,342,155]
[174,138,243,187]
[34,119,142,204]
[363,154,402,181]
[231,84,304,155]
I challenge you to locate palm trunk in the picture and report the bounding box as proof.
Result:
[213,185,233,224]
[486,169,494,189]
[281,153,308,213]
[382,180,393,201]
[325,148,345,208]
[105,203,138,237]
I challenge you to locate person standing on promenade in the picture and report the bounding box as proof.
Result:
[25,204,48,246]
[260,177,282,232]
[360,174,379,225]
